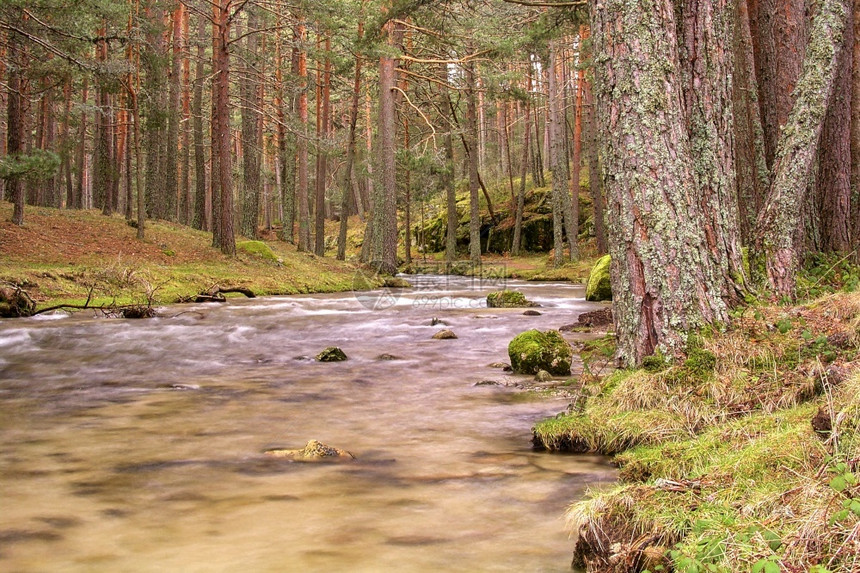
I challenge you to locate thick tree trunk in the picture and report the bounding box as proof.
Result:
[816,1,853,253]
[754,0,807,169]
[143,3,167,220]
[753,0,849,295]
[852,0,860,250]
[548,42,578,265]
[592,0,731,366]
[732,0,770,245]
[679,0,746,299]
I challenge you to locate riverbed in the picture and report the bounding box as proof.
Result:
[0,275,615,572]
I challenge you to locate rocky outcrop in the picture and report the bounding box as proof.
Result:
[508,329,573,375]
[585,255,612,302]
[577,307,613,327]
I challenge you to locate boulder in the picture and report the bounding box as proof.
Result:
[585,255,612,302]
[316,347,348,362]
[265,439,354,461]
[383,277,413,288]
[486,290,537,308]
[508,329,573,375]
[432,329,458,340]
[523,309,542,316]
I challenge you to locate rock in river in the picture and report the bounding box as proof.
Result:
[486,290,538,308]
[432,329,458,340]
[508,329,572,375]
[265,440,354,461]
[316,347,348,362]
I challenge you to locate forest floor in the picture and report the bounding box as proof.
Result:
[0,204,376,310]
[0,204,594,312]
[534,260,860,572]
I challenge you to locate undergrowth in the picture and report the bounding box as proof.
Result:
[540,282,860,572]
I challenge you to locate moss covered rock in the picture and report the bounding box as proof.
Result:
[237,240,279,262]
[383,277,413,288]
[316,346,348,362]
[585,255,612,302]
[487,290,536,308]
[264,439,354,461]
[508,329,573,375]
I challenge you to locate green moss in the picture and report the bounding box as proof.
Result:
[508,329,572,375]
[486,290,535,308]
[237,240,279,262]
[585,254,612,301]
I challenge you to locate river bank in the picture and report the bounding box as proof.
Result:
[535,284,860,572]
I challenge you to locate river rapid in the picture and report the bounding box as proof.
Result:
[0,275,615,572]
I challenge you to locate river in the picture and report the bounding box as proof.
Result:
[0,275,615,572]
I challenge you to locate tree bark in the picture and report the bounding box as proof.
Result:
[296,22,311,252]
[679,0,746,299]
[440,65,458,264]
[6,24,25,225]
[852,0,860,250]
[164,4,183,221]
[583,75,607,254]
[753,0,849,296]
[816,0,853,253]
[592,0,731,366]
[314,36,331,256]
[512,65,533,257]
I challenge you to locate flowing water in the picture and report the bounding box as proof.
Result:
[0,275,615,572]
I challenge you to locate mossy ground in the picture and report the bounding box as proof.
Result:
[0,203,376,310]
[535,288,860,572]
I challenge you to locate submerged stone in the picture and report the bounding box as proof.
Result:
[316,347,348,362]
[264,440,354,461]
[486,290,537,308]
[534,369,553,382]
[585,255,612,302]
[383,277,413,288]
[508,329,572,375]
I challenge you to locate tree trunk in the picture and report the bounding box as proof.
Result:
[213,0,235,255]
[143,2,167,220]
[440,65,458,264]
[192,10,208,231]
[6,25,25,225]
[164,5,182,221]
[314,36,331,256]
[592,0,731,366]
[95,28,114,216]
[583,75,607,254]
[180,9,191,225]
[74,79,88,210]
[679,0,746,299]
[465,57,482,265]
[549,42,578,265]
[296,22,311,252]
[376,20,399,273]
[732,0,770,245]
[337,22,364,262]
[816,1,853,253]
[240,8,262,239]
[512,66,532,257]
[753,0,849,296]
[852,0,860,250]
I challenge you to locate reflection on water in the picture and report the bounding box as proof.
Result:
[0,275,615,572]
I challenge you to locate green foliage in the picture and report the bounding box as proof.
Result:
[797,253,860,299]
[0,150,60,181]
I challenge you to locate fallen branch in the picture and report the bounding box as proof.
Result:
[194,285,256,303]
